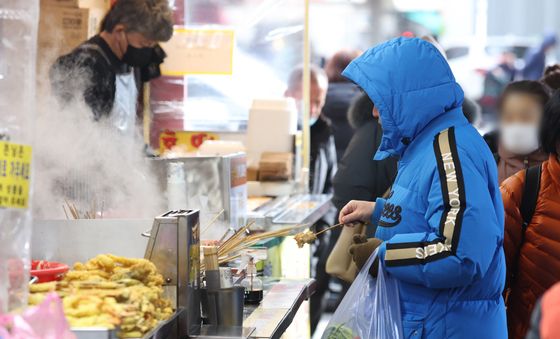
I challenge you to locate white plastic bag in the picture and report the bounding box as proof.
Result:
[0,0,38,313]
[322,249,403,339]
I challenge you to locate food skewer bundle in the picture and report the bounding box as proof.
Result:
[29,254,173,338]
[62,200,104,220]
[201,222,305,270]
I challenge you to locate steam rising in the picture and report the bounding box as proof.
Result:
[33,83,165,220]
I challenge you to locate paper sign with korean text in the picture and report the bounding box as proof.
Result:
[159,130,219,154]
[161,27,235,75]
[0,142,32,209]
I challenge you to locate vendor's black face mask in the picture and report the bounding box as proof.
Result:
[122,45,153,67]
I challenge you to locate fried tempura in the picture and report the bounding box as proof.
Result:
[28,254,173,337]
[65,269,111,281]
[28,292,47,306]
[29,281,57,293]
[294,230,317,248]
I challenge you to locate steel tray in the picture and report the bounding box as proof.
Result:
[71,308,184,339]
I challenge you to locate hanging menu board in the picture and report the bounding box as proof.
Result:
[0,141,32,209]
[161,28,235,76]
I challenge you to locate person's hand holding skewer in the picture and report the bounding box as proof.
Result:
[339,200,376,224]
[294,221,368,248]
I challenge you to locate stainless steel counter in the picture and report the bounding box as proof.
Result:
[248,194,333,229]
[193,279,316,339]
[243,279,315,339]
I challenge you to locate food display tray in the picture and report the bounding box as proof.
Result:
[271,194,332,224]
[72,308,184,339]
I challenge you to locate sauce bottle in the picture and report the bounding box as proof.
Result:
[240,257,263,304]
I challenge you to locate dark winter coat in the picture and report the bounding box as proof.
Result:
[310,116,337,195]
[331,94,397,210]
[322,82,361,162]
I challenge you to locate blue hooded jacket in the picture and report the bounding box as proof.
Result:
[343,38,507,339]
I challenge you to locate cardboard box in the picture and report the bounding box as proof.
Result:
[258,152,293,181]
[36,5,89,83]
[38,5,89,55]
[36,0,108,92]
[84,6,103,37]
[40,0,110,10]
[78,0,111,10]
[40,0,109,39]
[247,166,259,182]
[78,0,110,37]
[41,0,80,7]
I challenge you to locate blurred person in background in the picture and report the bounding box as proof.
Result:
[339,37,507,338]
[501,90,560,339]
[522,33,557,81]
[322,49,362,161]
[285,65,337,333]
[526,282,560,339]
[285,65,336,195]
[462,97,482,127]
[483,81,549,183]
[480,50,517,117]
[50,0,173,128]
[542,64,560,91]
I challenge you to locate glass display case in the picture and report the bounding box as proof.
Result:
[149,0,306,147]
[0,0,38,312]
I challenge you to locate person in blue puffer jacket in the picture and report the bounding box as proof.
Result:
[338,37,507,338]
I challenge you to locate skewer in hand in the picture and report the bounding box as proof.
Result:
[294,222,365,248]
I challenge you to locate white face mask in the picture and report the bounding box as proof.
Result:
[309,116,318,126]
[500,123,540,155]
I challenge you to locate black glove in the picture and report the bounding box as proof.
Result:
[348,234,382,277]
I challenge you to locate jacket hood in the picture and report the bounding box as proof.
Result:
[347,92,374,129]
[342,37,464,160]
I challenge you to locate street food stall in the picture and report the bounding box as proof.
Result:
[0,0,330,337]
[30,210,320,338]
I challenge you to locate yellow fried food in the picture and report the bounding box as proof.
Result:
[119,331,143,338]
[73,281,123,290]
[66,314,118,328]
[28,254,173,337]
[85,254,115,271]
[294,230,317,248]
[28,292,47,306]
[65,269,111,281]
[29,281,57,293]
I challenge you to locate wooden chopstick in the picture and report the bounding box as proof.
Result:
[314,222,367,237]
[314,222,345,236]
[201,209,225,236]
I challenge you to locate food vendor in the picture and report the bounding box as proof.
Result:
[50,0,173,133]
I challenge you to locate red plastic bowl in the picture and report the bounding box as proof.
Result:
[30,260,69,283]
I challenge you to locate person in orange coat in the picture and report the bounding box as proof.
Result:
[502,90,560,339]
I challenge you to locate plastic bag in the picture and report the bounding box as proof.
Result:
[0,0,39,312]
[322,249,403,339]
[0,293,75,339]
